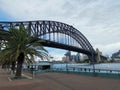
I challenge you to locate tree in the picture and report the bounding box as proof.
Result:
[0,25,48,78]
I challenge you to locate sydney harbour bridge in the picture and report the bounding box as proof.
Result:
[0,20,100,62]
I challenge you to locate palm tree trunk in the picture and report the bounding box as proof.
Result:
[11,61,16,74]
[15,53,24,77]
[2,63,6,69]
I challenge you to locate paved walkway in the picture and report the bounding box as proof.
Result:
[0,67,120,90]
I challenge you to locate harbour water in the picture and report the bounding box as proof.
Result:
[51,63,120,74]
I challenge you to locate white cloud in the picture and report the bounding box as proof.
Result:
[48,50,65,61]
[44,47,66,60]
[94,42,120,56]
[50,53,64,61]
[0,0,120,57]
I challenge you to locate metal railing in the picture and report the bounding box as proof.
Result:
[22,64,120,79]
[46,67,120,78]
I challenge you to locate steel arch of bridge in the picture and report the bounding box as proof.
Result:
[0,20,95,61]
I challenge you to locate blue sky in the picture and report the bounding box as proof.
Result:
[0,10,14,21]
[0,0,120,60]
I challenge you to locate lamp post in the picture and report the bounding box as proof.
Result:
[66,61,68,73]
[92,50,95,76]
[50,56,53,70]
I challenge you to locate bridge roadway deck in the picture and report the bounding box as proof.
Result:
[0,67,120,90]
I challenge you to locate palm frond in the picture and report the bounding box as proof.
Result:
[0,24,48,65]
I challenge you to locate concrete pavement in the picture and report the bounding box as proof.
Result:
[0,67,120,90]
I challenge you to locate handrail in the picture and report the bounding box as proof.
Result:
[51,67,120,74]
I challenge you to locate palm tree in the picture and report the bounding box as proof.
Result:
[0,24,48,78]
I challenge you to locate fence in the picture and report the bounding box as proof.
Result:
[23,63,120,79]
